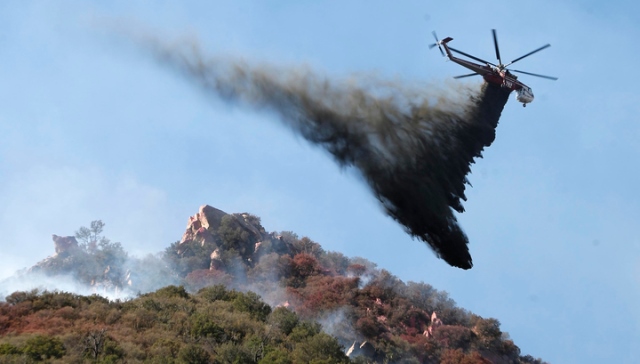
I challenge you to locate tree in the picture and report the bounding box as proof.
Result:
[291,333,349,364]
[288,321,321,343]
[259,348,292,364]
[84,328,108,360]
[440,348,491,364]
[177,344,211,364]
[198,284,232,302]
[189,313,226,342]
[153,285,190,299]
[473,318,502,349]
[75,220,108,252]
[218,215,254,253]
[70,220,128,287]
[288,253,323,287]
[215,342,254,364]
[101,337,125,363]
[232,291,272,322]
[268,307,299,336]
[5,289,40,305]
[23,335,66,361]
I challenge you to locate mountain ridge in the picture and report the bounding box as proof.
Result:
[0,205,547,363]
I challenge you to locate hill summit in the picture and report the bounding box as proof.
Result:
[0,205,547,363]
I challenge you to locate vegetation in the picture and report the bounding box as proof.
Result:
[0,286,348,363]
[0,216,548,363]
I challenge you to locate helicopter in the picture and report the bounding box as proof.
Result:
[430,29,557,107]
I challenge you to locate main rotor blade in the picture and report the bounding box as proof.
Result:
[448,46,495,66]
[492,29,502,65]
[454,73,480,79]
[510,69,558,80]
[507,44,551,66]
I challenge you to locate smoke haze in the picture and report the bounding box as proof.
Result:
[141,37,511,269]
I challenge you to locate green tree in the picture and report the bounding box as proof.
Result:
[290,333,349,364]
[23,335,66,361]
[215,342,254,364]
[5,289,40,305]
[218,215,253,252]
[154,285,190,299]
[268,307,299,336]
[71,220,128,287]
[198,284,232,302]
[189,313,226,342]
[177,344,211,364]
[101,337,125,363]
[474,318,502,349]
[75,220,108,251]
[259,348,292,364]
[232,291,272,322]
[288,321,321,343]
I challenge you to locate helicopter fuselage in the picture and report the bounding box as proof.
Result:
[431,32,555,107]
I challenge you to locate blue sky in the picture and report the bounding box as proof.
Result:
[1,1,639,363]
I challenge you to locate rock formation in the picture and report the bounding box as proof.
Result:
[180,205,222,245]
[28,235,80,272]
[52,235,79,257]
[423,311,444,338]
[178,204,287,269]
[345,341,375,358]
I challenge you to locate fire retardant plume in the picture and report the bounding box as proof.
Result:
[141,37,511,269]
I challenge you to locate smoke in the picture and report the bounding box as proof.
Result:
[315,307,364,351]
[0,271,133,302]
[139,36,511,269]
[0,254,182,302]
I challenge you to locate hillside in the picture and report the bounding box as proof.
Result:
[0,205,547,363]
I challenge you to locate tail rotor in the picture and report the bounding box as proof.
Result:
[429,31,445,57]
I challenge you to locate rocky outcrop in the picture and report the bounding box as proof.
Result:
[179,205,287,269]
[28,235,80,272]
[210,249,223,270]
[345,341,375,358]
[180,205,265,246]
[423,311,444,338]
[52,235,79,257]
[180,205,226,245]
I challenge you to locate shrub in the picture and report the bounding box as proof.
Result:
[259,347,292,364]
[23,335,66,361]
[0,343,21,355]
[153,285,190,300]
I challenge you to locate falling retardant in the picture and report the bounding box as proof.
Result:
[143,38,511,269]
